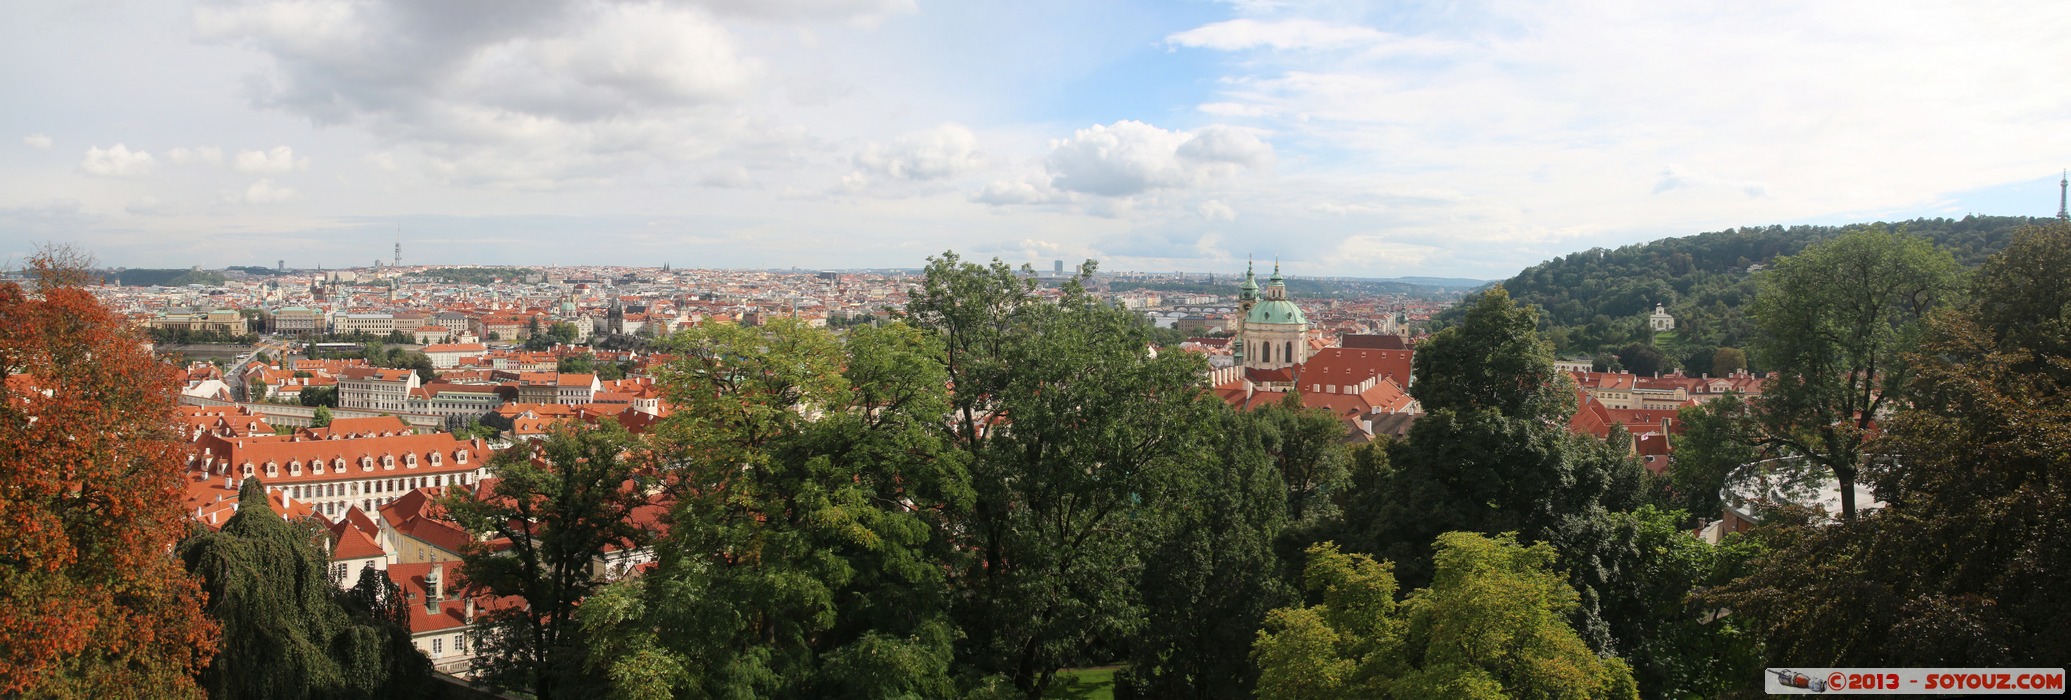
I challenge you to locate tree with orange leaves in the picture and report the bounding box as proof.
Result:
[0,246,218,696]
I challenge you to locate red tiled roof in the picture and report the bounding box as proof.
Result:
[331,519,388,560]
[189,432,486,485]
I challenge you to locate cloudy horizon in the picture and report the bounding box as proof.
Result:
[5,0,2069,278]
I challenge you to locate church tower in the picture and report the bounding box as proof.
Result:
[1237,260,1309,373]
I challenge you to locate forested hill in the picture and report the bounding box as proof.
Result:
[1434,215,2042,367]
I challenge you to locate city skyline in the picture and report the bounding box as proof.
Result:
[6,1,2071,278]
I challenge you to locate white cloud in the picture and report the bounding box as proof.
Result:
[1199,199,1237,221]
[1166,19,1389,51]
[23,133,53,150]
[1162,1,2071,274]
[698,166,759,189]
[852,123,984,181]
[80,144,156,177]
[1043,121,1273,197]
[234,146,309,173]
[972,176,1070,206]
[169,146,225,166]
[192,0,792,189]
[682,0,915,22]
[239,179,301,203]
[127,196,179,216]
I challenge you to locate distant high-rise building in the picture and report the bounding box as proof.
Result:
[2059,170,2067,221]
[277,259,284,272]
[394,229,403,268]
[1054,260,1064,274]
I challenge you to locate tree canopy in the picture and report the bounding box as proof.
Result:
[0,247,217,697]
[181,479,433,699]
[1254,536,1639,700]
[1715,221,2071,666]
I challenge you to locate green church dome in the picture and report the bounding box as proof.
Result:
[1246,299,1307,326]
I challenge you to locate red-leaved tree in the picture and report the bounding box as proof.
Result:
[0,246,218,696]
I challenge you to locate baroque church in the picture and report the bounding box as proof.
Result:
[1212,261,1420,441]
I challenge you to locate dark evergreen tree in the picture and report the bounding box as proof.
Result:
[180,479,433,699]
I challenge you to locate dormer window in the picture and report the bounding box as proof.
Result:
[456,450,469,464]
[241,463,254,477]
[384,455,398,469]
[428,452,441,467]
[289,461,302,476]
[361,456,375,471]
[264,462,278,477]
[335,458,348,472]
[405,454,418,468]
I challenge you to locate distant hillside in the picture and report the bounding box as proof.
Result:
[110,268,225,287]
[1118,276,1468,299]
[1376,276,1492,290]
[1431,215,2044,370]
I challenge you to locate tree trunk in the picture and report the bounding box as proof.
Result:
[1835,463,1857,521]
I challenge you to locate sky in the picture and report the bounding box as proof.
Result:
[4,0,2070,279]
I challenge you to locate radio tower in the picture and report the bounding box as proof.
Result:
[2059,170,2068,221]
[394,225,403,267]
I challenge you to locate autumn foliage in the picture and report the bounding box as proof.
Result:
[0,248,217,696]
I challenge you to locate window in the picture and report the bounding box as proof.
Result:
[432,637,443,654]
[385,455,397,469]
[429,452,441,467]
[456,450,469,464]
[334,563,347,580]
[453,634,465,653]
[288,461,301,476]
[405,454,417,468]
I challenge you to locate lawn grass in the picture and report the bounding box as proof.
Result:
[1043,665,1120,700]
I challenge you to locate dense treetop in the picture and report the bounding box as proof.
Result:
[1435,215,2038,360]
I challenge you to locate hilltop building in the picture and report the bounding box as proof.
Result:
[1648,303,1675,332]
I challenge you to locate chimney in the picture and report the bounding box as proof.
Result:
[464,597,476,624]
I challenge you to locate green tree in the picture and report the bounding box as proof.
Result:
[299,385,338,408]
[1252,536,1638,700]
[1120,409,1295,699]
[1552,507,1765,698]
[583,319,970,698]
[1615,342,1667,376]
[180,479,432,699]
[1710,347,1746,375]
[907,253,1221,697]
[444,420,655,699]
[1411,286,1573,419]
[549,321,580,346]
[311,406,333,428]
[1256,391,1351,523]
[1748,227,1959,519]
[557,353,597,375]
[1715,222,2071,667]
[1663,393,1761,518]
[1336,285,1638,589]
